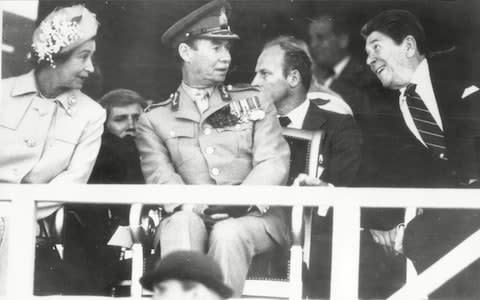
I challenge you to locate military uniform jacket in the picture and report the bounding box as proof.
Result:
[135,83,291,247]
[0,71,106,183]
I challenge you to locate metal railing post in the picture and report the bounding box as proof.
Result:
[6,194,36,298]
[330,203,360,300]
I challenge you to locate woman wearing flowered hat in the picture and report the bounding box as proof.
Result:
[0,5,105,294]
[0,4,105,184]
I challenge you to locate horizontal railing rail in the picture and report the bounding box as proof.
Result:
[0,184,479,300]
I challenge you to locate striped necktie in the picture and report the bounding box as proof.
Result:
[405,83,447,160]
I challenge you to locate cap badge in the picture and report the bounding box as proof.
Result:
[219,7,228,26]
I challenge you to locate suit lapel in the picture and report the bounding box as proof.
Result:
[302,102,327,130]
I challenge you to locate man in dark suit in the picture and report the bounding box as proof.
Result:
[252,35,363,298]
[307,12,400,187]
[252,36,362,187]
[362,10,480,298]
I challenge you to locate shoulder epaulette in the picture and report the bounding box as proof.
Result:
[225,83,260,93]
[310,98,331,107]
[144,91,180,112]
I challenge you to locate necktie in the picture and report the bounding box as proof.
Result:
[405,83,447,159]
[278,116,291,128]
[193,90,209,114]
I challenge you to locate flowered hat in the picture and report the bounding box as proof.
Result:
[31,5,99,67]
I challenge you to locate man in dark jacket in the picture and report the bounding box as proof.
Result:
[362,10,480,299]
[252,36,362,187]
[63,89,147,295]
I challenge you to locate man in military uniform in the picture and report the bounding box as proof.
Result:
[135,0,290,296]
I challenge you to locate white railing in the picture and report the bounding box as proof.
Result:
[0,185,479,300]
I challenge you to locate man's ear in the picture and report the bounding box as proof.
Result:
[287,69,301,89]
[178,42,193,63]
[403,35,418,58]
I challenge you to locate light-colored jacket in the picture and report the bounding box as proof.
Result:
[136,84,290,185]
[0,71,105,184]
[136,83,291,247]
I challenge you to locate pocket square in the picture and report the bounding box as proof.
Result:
[461,85,479,99]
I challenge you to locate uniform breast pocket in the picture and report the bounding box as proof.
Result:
[216,122,253,156]
[164,126,199,168]
[46,126,82,169]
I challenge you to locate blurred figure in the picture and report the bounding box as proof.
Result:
[0,5,105,295]
[308,13,381,115]
[308,12,403,189]
[63,89,147,295]
[362,10,480,299]
[252,36,362,187]
[135,0,290,296]
[273,35,353,115]
[140,251,233,300]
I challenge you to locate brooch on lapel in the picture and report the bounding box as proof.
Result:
[229,96,265,122]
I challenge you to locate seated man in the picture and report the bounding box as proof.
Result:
[64,89,147,295]
[135,0,290,297]
[140,251,233,300]
[361,10,480,298]
[251,36,362,187]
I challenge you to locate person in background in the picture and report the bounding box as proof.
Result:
[140,251,233,300]
[362,9,480,298]
[308,12,401,188]
[0,5,105,295]
[63,89,148,295]
[135,0,290,297]
[90,88,146,184]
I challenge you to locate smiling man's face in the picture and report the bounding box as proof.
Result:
[365,31,412,90]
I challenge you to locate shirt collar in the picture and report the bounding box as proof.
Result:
[281,98,310,129]
[400,58,429,96]
[332,56,351,78]
[181,82,214,100]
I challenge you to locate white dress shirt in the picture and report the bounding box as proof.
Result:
[279,98,310,129]
[324,56,351,88]
[399,59,443,147]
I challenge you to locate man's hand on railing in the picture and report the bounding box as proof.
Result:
[292,173,329,186]
[369,223,405,256]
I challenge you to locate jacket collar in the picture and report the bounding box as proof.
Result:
[11,70,75,117]
[302,102,327,129]
[175,84,201,123]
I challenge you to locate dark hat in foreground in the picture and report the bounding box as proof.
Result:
[161,0,239,47]
[140,250,233,298]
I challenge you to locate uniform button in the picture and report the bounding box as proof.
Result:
[204,128,212,135]
[24,138,36,147]
[205,146,215,155]
[211,168,220,176]
[169,130,176,137]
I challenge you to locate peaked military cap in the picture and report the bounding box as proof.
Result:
[161,0,239,48]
